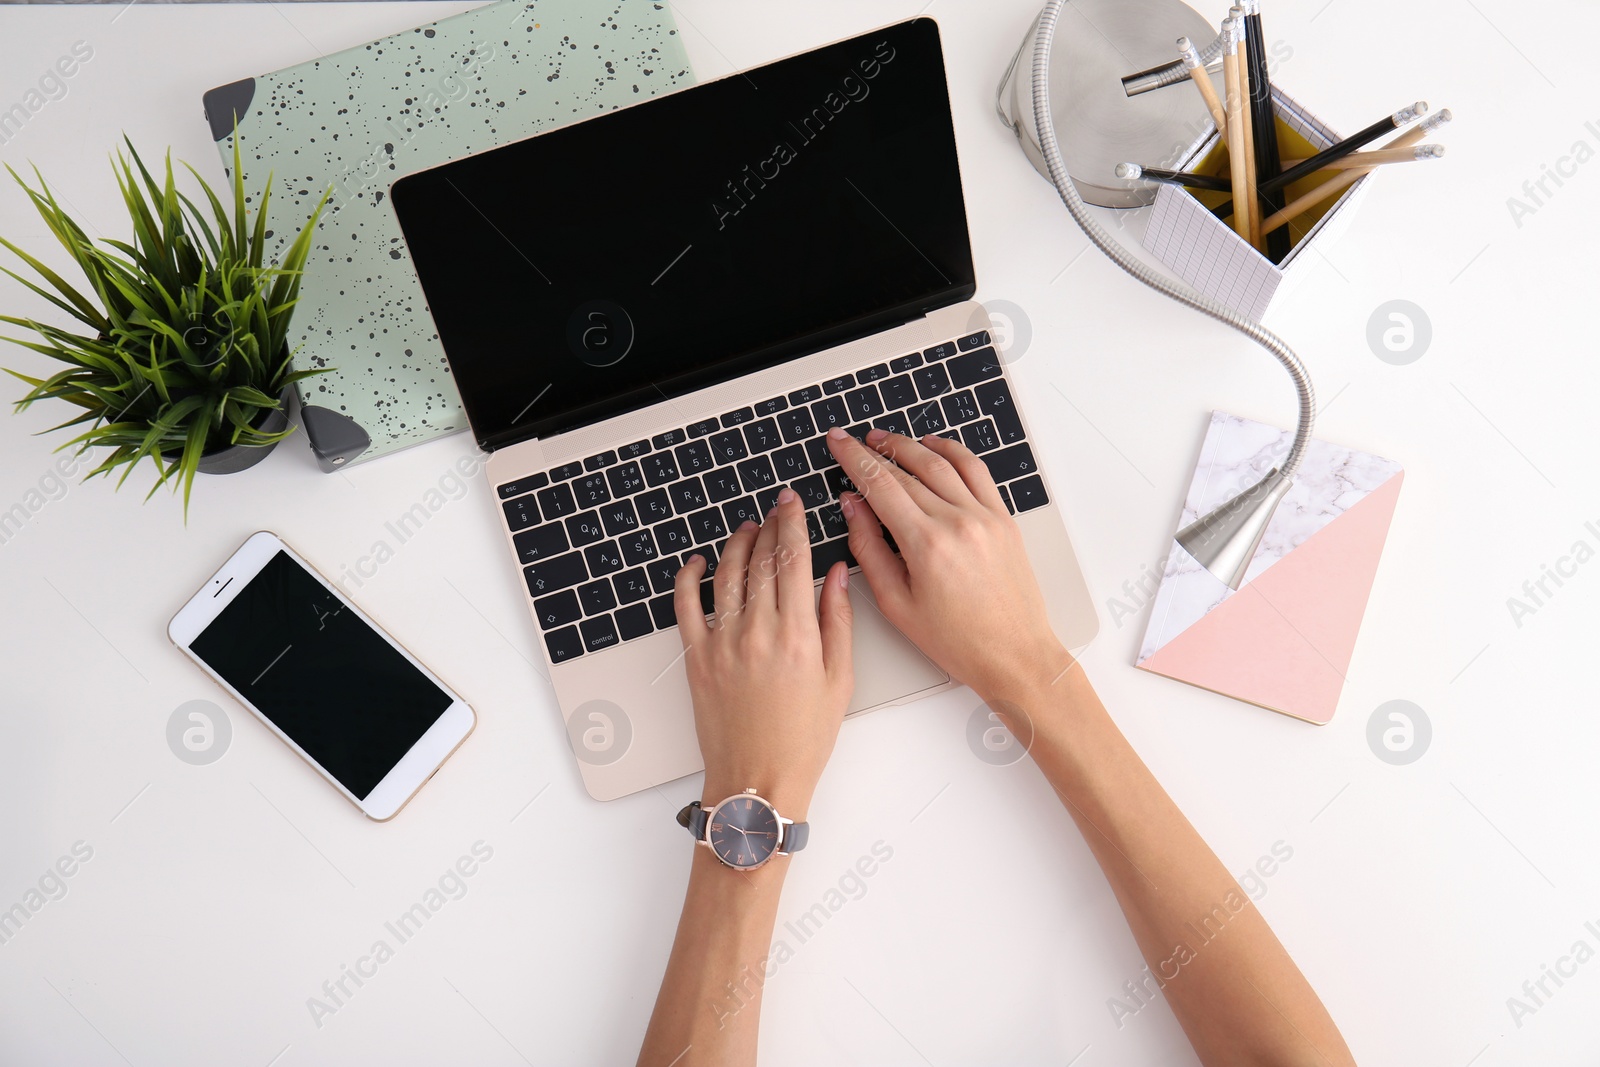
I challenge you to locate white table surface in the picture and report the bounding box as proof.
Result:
[1,1,1595,1063]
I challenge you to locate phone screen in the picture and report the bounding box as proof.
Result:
[188,550,452,799]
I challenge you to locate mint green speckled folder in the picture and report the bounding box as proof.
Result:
[204,0,693,470]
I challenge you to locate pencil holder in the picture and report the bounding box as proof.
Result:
[1140,86,1371,322]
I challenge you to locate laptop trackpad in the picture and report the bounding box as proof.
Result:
[834,578,949,714]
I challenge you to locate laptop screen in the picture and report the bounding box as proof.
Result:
[391,18,972,451]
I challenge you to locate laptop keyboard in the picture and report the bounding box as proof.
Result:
[497,330,1051,664]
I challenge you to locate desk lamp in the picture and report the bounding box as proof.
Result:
[997,0,1314,589]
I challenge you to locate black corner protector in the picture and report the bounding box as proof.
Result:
[202,78,257,142]
[300,405,372,473]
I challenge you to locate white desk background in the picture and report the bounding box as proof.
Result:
[1,1,1594,1063]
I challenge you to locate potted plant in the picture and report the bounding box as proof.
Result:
[1,137,329,514]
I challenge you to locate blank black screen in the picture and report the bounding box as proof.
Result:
[391,18,972,450]
[189,551,451,799]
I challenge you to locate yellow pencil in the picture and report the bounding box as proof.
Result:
[1259,113,1451,235]
[1178,36,1226,137]
[1279,145,1446,170]
[1221,19,1252,244]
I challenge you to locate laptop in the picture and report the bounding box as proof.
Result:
[391,17,1099,801]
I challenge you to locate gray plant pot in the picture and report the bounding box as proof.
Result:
[193,387,293,475]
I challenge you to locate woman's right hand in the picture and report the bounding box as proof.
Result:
[823,426,1072,700]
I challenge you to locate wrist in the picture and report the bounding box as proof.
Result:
[971,638,1076,708]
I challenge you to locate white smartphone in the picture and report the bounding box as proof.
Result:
[168,531,475,820]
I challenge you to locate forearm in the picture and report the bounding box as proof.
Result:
[986,662,1354,1067]
[637,847,788,1067]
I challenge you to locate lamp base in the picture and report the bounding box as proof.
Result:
[998,0,1219,208]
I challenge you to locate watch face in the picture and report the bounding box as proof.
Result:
[707,794,780,869]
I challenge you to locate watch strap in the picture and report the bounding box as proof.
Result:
[676,801,708,841]
[780,820,809,854]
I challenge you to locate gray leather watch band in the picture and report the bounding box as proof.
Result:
[780,820,809,854]
[677,801,709,841]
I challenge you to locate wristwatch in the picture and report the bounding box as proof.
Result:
[677,789,809,870]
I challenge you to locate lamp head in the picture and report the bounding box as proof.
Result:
[1174,469,1293,589]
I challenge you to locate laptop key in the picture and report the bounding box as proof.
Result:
[573,473,611,508]
[550,461,584,482]
[997,484,1016,515]
[857,363,890,382]
[941,390,980,425]
[616,603,654,641]
[792,474,831,511]
[710,430,748,464]
[845,423,872,443]
[981,443,1039,484]
[699,580,716,616]
[756,486,782,514]
[907,400,947,435]
[620,439,651,460]
[822,374,855,394]
[721,406,755,427]
[810,537,856,580]
[514,523,569,565]
[873,411,911,438]
[889,352,924,373]
[937,430,961,442]
[613,568,652,605]
[601,500,640,537]
[674,440,714,476]
[641,452,680,487]
[824,467,856,502]
[806,511,824,544]
[606,461,646,498]
[742,418,782,454]
[723,496,761,529]
[703,467,742,503]
[1009,474,1050,512]
[578,580,617,615]
[755,395,788,416]
[502,495,541,532]
[498,472,548,499]
[816,502,848,539]
[646,556,680,595]
[812,396,849,431]
[975,379,1025,445]
[619,530,658,566]
[687,418,719,438]
[924,341,958,361]
[947,347,1004,389]
[845,385,884,421]
[654,517,694,555]
[584,540,624,577]
[689,508,728,544]
[524,552,588,597]
[565,510,605,547]
[879,374,917,409]
[579,615,620,653]
[695,541,721,578]
[805,436,838,470]
[960,419,1001,454]
[669,477,708,514]
[771,443,810,481]
[635,487,673,525]
[584,449,618,471]
[788,384,823,405]
[651,429,685,449]
[913,363,950,399]
[958,330,991,352]
[545,626,585,663]
[778,405,816,444]
[532,589,581,631]
[535,482,577,521]
[737,455,777,493]
[649,593,678,630]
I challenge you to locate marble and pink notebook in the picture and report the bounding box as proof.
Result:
[1136,412,1404,724]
